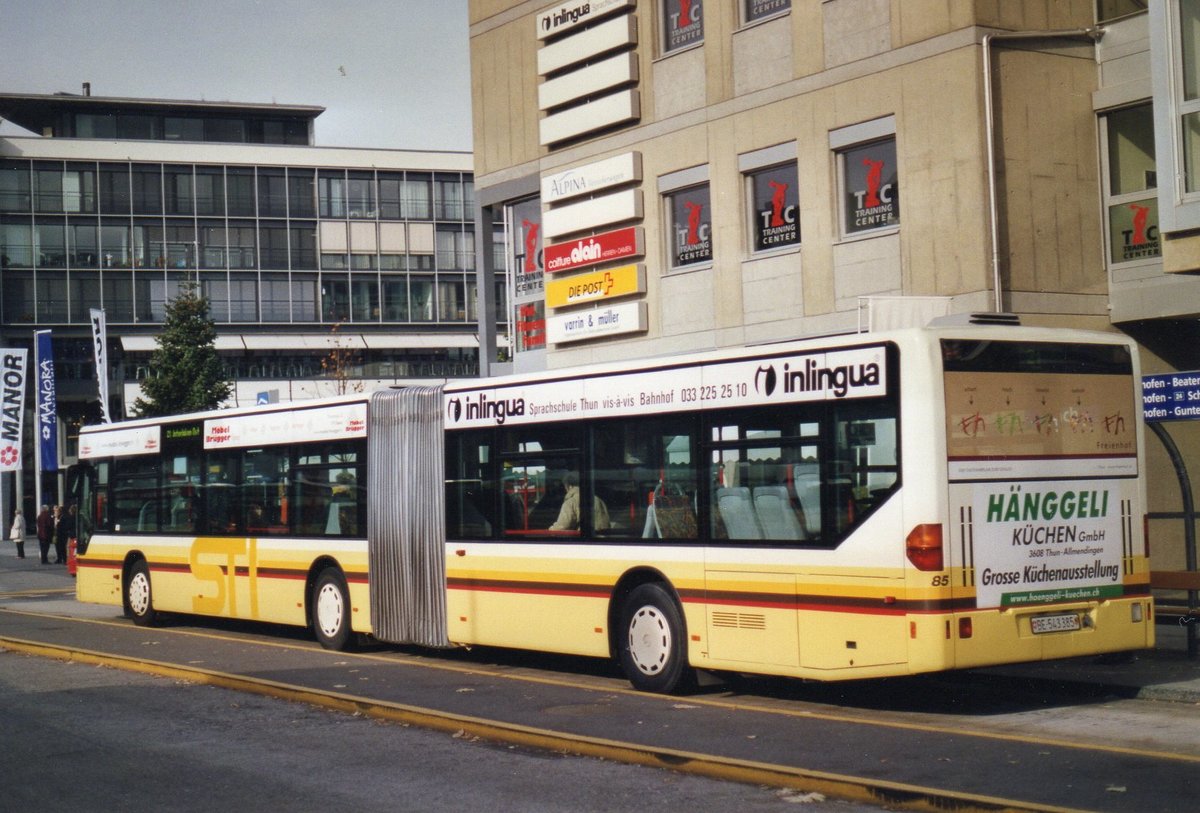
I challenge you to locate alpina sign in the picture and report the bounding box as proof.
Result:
[541,152,641,204]
[535,0,635,40]
[544,226,643,274]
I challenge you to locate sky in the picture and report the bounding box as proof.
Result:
[0,0,473,152]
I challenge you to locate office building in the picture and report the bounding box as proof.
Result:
[0,90,499,479]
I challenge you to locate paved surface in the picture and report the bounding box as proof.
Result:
[3,545,1200,812]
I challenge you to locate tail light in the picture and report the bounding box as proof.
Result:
[906,523,944,571]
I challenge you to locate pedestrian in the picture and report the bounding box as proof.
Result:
[53,504,72,565]
[9,507,25,559]
[36,504,52,565]
[60,504,77,568]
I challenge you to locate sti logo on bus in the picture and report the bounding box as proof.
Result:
[754,357,881,399]
[447,394,526,425]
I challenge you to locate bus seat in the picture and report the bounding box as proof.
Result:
[716,486,762,540]
[753,485,804,540]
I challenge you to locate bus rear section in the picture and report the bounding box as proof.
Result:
[939,336,1153,668]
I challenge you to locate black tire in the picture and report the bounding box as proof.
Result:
[617,583,695,694]
[311,567,354,651]
[125,559,157,627]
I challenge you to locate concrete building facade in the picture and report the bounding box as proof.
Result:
[467,1,1200,569]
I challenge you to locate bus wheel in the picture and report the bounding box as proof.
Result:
[311,567,353,651]
[618,583,695,694]
[125,560,157,627]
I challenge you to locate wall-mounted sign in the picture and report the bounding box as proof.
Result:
[535,0,636,41]
[539,88,641,147]
[542,187,643,239]
[1143,372,1200,422]
[542,152,641,204]
[1109,198,1160,264]
[545,263,645,309]
[843,137,899,235]
[547,301,648,344]
[544,226,644,273]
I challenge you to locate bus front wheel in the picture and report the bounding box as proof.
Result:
[125,560,157,627]
[311,567,354,651]
[617,583,695,694]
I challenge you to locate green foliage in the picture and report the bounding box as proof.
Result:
[131,282,231,417]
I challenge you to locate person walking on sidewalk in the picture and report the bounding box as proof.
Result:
[9,507,26,558]
[35,504,51,564]
[51,504,66,564]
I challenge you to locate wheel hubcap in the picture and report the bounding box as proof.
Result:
[627,605,670,676]
[316,583,344,638]
[128,573,150,616]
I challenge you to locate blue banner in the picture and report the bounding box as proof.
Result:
[35,330,58,472]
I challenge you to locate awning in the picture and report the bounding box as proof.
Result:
[120,335,246,351]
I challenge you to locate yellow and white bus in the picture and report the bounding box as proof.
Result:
[72,317,1153,692]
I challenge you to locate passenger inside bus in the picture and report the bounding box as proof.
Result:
[549,471,610,532]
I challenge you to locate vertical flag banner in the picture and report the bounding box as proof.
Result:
[89,308,112,424]
[0,348,29,472]
[35,330,58,472]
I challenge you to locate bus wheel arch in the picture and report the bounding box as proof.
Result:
[307,559,354,651]
[123,554,158,627]
[610,570,696,694]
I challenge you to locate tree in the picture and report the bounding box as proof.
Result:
[319,322,364,396]
[132,282,231,417]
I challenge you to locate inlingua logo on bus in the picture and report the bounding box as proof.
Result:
[753,355,881,399]
[446,393,527,425]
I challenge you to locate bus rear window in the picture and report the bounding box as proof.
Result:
[941,340,1132,375]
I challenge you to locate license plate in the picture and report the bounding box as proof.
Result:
[1030,613,1081,634]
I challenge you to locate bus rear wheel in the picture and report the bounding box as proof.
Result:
[311,567,354,651]
[617,583,695,694]
[125,560,157,627]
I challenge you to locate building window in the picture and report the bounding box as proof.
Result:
[741,143,800,253]
[131,165,162,214]
[1103,103,1159,264]
[658,165,712,270]
[1153,1,1200,231]
[195,167,225,216]
[831,118,899,237]
[743,0,789,24]
[288,169,316,218]
[258,169,287,218]
[405,174,432,219]
[319,171,346,218]
[227,168,256,217]
[99,166,131,215]
[1,162,32,212]
[261,274,292,322]
[662,0,704,53]
[164,166,194,216]
[347,172,376,218]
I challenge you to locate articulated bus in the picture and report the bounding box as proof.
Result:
[72,317,1152,692]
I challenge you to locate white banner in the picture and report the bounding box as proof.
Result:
[0,348,29,472]
[90,308,111,423]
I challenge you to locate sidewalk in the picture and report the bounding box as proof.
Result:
[4,543,1200,702]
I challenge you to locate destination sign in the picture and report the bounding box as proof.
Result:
[1142,371,1200,422]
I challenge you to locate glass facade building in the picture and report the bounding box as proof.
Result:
[0,92,501,488]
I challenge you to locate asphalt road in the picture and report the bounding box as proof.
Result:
[3,554,1200,812]
[0,650,879,813]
